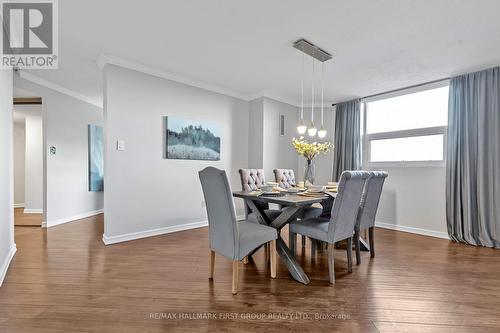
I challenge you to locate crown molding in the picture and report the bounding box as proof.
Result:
[97,54,251,101]
[16,54,335,110]
[248,91,300,107]
[17,71,102,108]
[247,92,334,109]
[97,54,334,108]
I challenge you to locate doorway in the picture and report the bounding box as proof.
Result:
[12,97,44,227]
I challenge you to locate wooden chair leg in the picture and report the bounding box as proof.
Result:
[311,239,317,260]
[327,243,335,284]
[301,235,306,247]
[232,260,239,294]
[369,227,375,258]
[354,230,361,265]
[265,243,270,262]
[347,237,353,273]
[270,240,277,278]
[209,250,215,279]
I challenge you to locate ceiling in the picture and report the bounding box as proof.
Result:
[22,0,500,107]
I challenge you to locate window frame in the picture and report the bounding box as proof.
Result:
[362,81,449,168]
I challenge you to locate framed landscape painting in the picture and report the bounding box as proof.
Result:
[164,116,220,161]
[88,124,104,191]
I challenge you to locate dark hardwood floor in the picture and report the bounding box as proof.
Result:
[1,215,500,332]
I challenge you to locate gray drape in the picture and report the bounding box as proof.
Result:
[447,67,500,248]
[332,99,361,181]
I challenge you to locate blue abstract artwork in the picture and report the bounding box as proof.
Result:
[88,124,104,191]
[164,116,220,160]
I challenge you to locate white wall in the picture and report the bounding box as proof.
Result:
[24,114,43,213]
[14,76,104,227]
[0,69,16,286]
[13,123,25,206]
[248,98,264,169]
[246,97,303,183]
[368,165,448,237]
[262,97,299,179]
[103,64,249,243]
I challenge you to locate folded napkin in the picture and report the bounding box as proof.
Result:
[248,190,263,196]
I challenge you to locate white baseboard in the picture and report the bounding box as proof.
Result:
[102,221,208,245]
[13,203,25,208]
[23,208,42,214]
[43,209,103,228]
[103,215,246,245]
[0,244,17,287]
[375,221,450,240]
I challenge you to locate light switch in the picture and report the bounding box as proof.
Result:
[116,140,125,151]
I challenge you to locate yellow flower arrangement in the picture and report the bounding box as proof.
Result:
[292,136,333,161]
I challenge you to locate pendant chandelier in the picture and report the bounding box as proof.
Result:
[296,46,307,134]
[317,62,327,138]
[293,39,332,139]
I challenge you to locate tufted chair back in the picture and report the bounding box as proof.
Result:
[238,169,269,215]
[239,169,266,192]
[273,169,296,189]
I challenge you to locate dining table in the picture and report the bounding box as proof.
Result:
[233,190,336,285]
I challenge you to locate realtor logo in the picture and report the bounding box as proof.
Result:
[1,0,58,68]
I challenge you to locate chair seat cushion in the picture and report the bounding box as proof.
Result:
[238,221,277,260]
[301,206,322,219]
[247,209,281,223]
[289,217,330,243]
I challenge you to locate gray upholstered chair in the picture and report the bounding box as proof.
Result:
[273,169,297,188]
[199,167,278,294]
[273,168,322,217]
[289,171,370,284]
[239,169,281,223]
[354,171,388,265]
[274,168,323,249]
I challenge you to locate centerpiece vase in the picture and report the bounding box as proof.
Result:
[304,159,315,185]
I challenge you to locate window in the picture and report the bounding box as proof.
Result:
[363,83,448,166]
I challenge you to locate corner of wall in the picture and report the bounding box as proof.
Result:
[0,69,15,287]
[0,244,17,287]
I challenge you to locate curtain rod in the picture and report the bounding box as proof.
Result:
[331,77,450,107]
